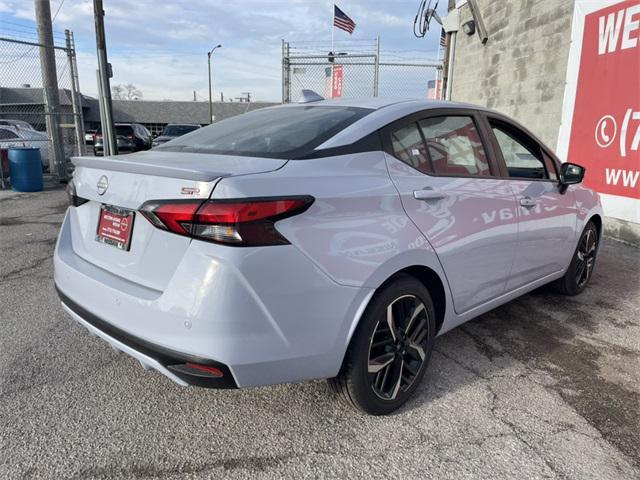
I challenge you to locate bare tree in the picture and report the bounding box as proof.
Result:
[124,83,142,100]
[111,83,143,101]
[111,84,124,100]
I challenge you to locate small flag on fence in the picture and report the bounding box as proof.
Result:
[334,5,356,34]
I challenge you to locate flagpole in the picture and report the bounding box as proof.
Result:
[435,40,442,99]
[330,5,335,98]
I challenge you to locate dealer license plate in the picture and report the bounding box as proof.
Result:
[95,205,135,251]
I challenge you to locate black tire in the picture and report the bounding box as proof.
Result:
[328,274,436,415]
[553,221,599,296]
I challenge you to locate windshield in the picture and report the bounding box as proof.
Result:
[156,106,372,159]
[163,125,200,136]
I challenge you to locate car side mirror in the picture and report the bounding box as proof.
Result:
[560,162,585,186]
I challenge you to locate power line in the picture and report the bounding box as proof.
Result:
[0,0,67,66]
[52,0,66,22]
[0,20,66,36]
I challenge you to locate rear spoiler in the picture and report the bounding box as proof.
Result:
[72,151,287,182]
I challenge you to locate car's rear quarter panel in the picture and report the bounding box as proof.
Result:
[212,153,448,286]
[212,152,455,337]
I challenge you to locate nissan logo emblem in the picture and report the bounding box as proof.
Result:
[96,175,109,196]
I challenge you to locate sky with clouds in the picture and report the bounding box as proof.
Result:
[0,0,446,102]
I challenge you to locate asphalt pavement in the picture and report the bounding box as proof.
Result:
[1,187,639,479]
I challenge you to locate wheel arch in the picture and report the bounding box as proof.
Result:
[379,266,447,334]
[334,262,449,383]
[588,213,603,239]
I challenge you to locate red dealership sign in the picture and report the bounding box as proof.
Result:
[566,0,640,199]
[324,65,344,99]
[332,65,343,98]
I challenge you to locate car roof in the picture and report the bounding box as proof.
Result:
[303,97,468,110]
[293,98,483,150]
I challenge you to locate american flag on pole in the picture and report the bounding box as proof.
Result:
[439,28,447,47]
[334,5,356,34]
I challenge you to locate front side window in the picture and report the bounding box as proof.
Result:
[491,124,548,179]
[157,106,372,159]
[419,116,490,177]
[390,123,430,173]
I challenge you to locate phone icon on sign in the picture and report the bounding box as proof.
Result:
[595,115,616,148]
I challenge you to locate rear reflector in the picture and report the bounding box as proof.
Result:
[168,362,224,378]
[140,196,314,246]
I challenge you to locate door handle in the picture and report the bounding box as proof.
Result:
[413,188,446,201]
[519,196,537,207]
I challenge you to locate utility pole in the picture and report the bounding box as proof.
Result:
[207,44,222,125]
[34,0,66,178]
[443,0,457,100]
[93,0,117,155]
[65,29,85,156]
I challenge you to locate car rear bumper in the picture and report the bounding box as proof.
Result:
[57,286,238,388]
[54,209,371,388]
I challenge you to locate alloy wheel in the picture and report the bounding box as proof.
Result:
[576,228,597,288]
[367,294,430,400]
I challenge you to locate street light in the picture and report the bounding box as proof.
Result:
[207,44,222,124]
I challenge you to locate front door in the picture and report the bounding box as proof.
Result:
[383,112,519,314]
[487,119,577,291]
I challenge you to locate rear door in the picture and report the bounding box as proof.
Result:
[484,116,576,290]
[383,109,519,314]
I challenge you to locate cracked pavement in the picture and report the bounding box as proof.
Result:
[1,188,639,479]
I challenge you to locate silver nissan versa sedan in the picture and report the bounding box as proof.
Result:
[54,96,602,414]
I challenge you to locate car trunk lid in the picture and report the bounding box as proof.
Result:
[68,152,287,292]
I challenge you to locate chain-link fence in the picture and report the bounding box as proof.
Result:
[282,39,443,103]
[0,29,84,179]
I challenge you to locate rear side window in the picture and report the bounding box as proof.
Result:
[0,129,18,140]
[491,123,548,179]
[419,116,490,177]
[391,123,430,173]
[115,125,134,136]
[157,106,372,159]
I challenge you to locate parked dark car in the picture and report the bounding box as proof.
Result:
[93,123,152,156]
[152,123,201,147]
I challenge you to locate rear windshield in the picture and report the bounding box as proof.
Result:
[156,106,372,159]
[163,125,200,136]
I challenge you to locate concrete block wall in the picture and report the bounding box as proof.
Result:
[450,0,575,150]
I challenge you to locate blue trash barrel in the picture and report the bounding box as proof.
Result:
[8,147,43,192]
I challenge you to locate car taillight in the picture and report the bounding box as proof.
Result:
[139,196,314,246]
[94,133,102,140]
